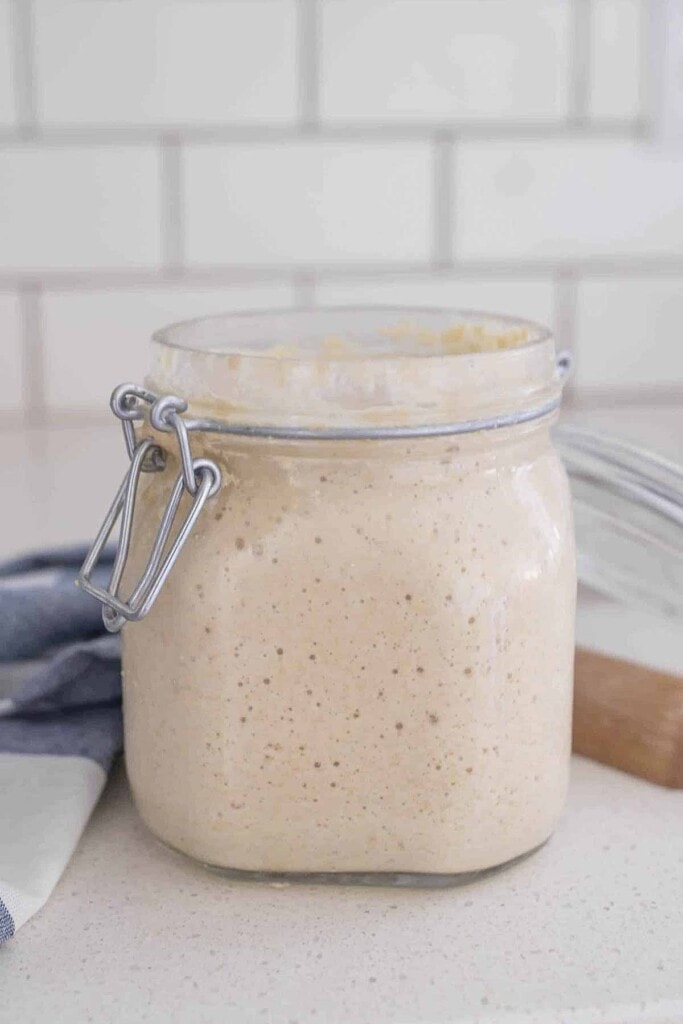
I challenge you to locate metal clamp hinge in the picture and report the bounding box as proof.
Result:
[77,384,222,633]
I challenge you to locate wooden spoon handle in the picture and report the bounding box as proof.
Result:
[573,647,683,789]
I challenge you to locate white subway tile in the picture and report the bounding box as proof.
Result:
[456,140,683,260]
[0,0,16,125]
[42,284,296,412]
[185,143,432,266]
[34,1,297,125]
[589,0,642,120]
[0,146,161,270]
[0,292,22,411]
[321,0,570,122]
[316,277,556,331]
[575,277,683,389]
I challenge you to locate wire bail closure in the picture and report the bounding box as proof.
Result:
[77,384,222,633]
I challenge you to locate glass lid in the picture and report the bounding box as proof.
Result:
[556,426,683,619]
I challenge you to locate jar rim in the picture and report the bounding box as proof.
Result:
[147,306,561,432]
[151,306,552,363]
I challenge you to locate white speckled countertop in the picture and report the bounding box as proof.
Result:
[0,406,682,1024]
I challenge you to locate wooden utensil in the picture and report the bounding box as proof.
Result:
[573,647,683,789]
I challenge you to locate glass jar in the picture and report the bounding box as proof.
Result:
[80,309,576,884]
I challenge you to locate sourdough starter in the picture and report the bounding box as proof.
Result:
[123,416,575,875]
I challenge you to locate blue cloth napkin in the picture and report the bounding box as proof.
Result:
[0,547,122,943]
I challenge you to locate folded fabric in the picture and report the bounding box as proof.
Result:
[0,547,121,944]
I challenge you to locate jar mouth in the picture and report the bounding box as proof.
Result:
[148,307,561,432]
[152,306,552,362]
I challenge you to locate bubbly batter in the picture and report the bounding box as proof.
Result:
[121,311,575,877]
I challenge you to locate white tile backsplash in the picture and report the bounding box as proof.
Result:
[575,277,683,389]
[42,284,297,412]
[0,0,679,420]
[315,277,557,331]
[184,142,433,266]
[34,0,298,126]
[456,140,683,260]
[589,0,642,120]
[321,0,571,122]
[0,292,22,411]
[0,0,15,126]
[0,146,161,270]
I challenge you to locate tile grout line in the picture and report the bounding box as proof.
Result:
[159,133,185,274]
[553,268,580,405]
[638,0,659,136]
[298,0,320,131]
[3,257,683,294]
[18,282,46,428]
[0,120,645,147]
[432,133,455,269]
[568,0,592,125]
[568,383,683,409]
[10,0,37,135]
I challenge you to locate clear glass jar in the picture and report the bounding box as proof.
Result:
[83,309,577,884]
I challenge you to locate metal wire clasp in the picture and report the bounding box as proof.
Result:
[77,384,222,633]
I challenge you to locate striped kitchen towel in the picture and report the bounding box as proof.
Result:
[0,547,122,944]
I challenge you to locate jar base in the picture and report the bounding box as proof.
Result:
[159,836,551,888]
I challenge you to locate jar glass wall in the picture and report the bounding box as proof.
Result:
[116,309,576,883]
